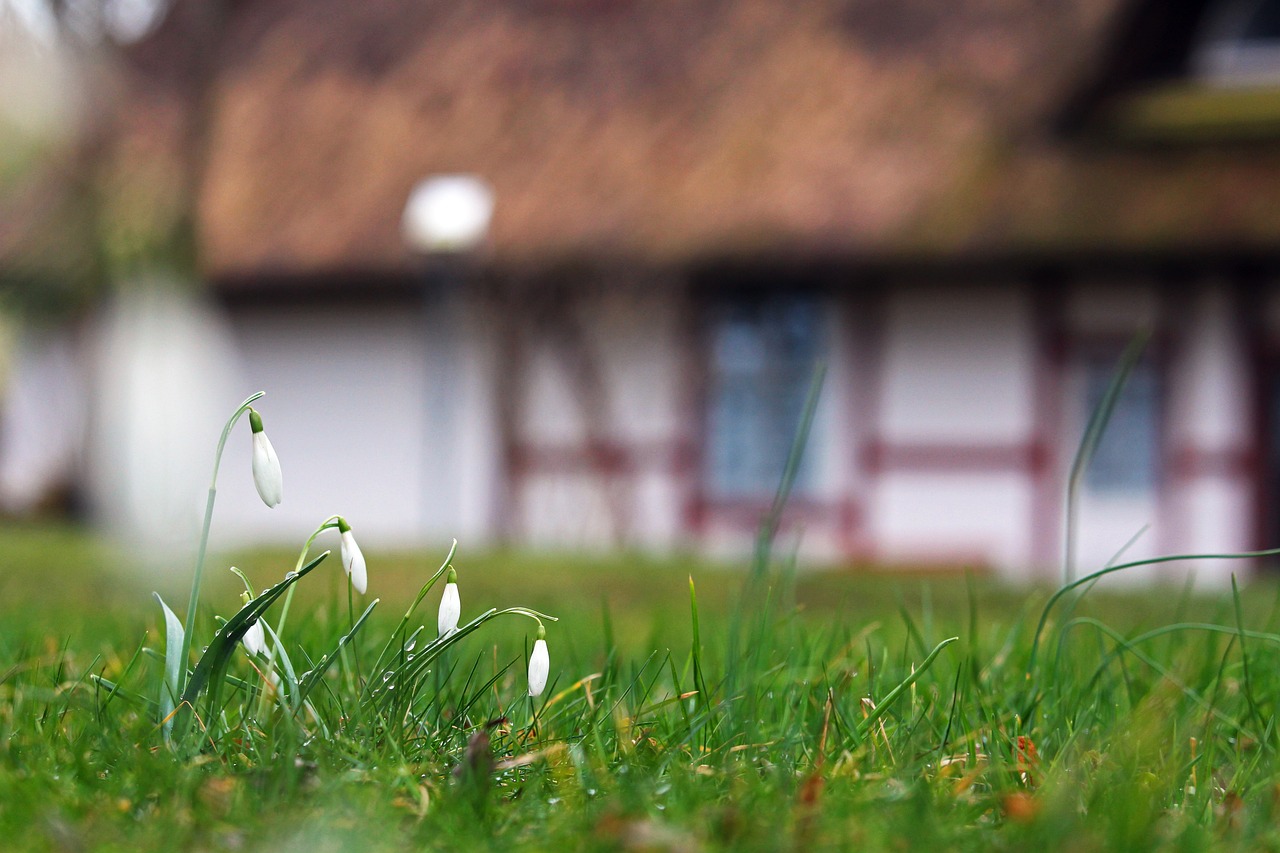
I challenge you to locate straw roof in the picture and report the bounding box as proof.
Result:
[19,0,1280,286]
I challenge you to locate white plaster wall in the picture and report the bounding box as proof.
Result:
[85,286,239,553]
[869,286,1037,574]
[634,470,684,544]
[516,288,689,546]
[0,325,86,512]
[870,472,1033,571]
[1165,286,1254,584]
[879,286,1036,443]
[588,289,686,442]
[521,344,586,445]
[1167,287,1251,453]
[1173,478,1254,586]
[519,474,620,548]
[1071,495,1164,584]
[519,288,685,445]
[221,299,496,549]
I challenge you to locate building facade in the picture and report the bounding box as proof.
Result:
[6,0,1280,581]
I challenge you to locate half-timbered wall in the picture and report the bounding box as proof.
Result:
[186,273,1265,585]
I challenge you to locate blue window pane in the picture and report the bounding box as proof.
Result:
[705,296,822,497]
[1083,358,1160,493]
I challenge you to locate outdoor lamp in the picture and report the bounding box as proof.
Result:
[401,174,495,254]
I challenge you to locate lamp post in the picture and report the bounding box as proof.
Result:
[402,175,495,257]
[402,175,494,542]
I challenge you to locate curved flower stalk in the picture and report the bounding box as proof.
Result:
[249,409,283,508]
[275,515,367,645]
[438,567,460,637]
[361,587,557,713]
[528,623,549,697]
[278,514,366,596]
[177,392,265,700]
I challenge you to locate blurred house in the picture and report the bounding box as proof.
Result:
[8,0,1280,581]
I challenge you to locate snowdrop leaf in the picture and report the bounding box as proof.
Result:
[179,551,329,723]
[153,592,185,738]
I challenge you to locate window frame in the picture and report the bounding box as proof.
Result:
[699,290,827,502]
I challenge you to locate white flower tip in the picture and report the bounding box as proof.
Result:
[438,581,461,637]
[243,620,267,657]
[251,430,283,508]
[528,638,549,697]
[341,529,367,594]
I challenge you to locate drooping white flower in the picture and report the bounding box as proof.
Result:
[243,618,267,657]
[237,588,267,657]
[338,517,367,594]
[249,409,283,508]
[527,626,549,697]
[438,567,460,637]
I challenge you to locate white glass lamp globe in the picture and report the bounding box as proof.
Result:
[401,174,495,253]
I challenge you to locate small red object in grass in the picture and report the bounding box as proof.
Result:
[1014,736,1039,786]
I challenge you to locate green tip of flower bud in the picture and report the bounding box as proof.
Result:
[240,591,251,605]
[337,517,351,534]
[248,409,264,433]
[447,567,457,584]
[536,623,546,640]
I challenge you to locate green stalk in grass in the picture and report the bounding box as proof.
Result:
[1029,547,1280,676]
[173,550,330,745]
[727,362,825,703]
[178,391,265,701]
[1063,332,1147,585]
[274,514,343,640]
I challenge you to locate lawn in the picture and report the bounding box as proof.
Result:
[4,521,1280,851]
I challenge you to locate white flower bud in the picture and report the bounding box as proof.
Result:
[249,410,283,508]
[339,519,367,594]
[236,587,267,657]
[438,568,460,637]
[243,619,267,657]
[527,631,549,698]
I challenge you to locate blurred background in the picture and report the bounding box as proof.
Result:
[4,0,1280,584]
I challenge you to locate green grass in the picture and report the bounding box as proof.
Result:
[6,522,1280,850]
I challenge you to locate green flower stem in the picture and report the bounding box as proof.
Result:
[178,391,264,699]
[251,517,342,721]
[363,541,457,688]
[347,578,360,683]
[275,515,341,642]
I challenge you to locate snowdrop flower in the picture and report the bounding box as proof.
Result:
[438,567,460,637]
[338,517,367,594]
[527,624,549,697]
[239,591,267,657]
[248,409,283,508]
[243,619,267,657]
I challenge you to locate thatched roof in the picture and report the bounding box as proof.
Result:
[193,0,1121,279]
[21,0,1280,286]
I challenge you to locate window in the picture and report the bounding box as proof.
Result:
[1082,357,1161,494]
[1192,0,1280,85]
[704,295,823,498]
